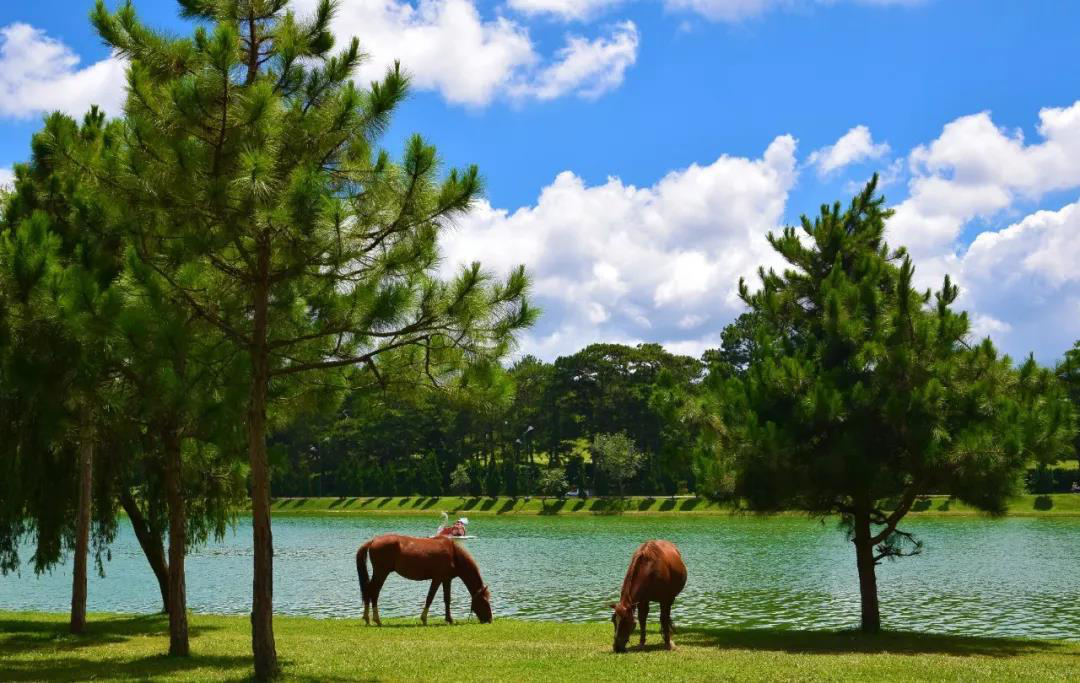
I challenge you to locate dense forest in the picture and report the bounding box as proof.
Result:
[269,334,1080,499]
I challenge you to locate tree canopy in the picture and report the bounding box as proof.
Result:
[702,176,1076,632]
[88,0,535,675]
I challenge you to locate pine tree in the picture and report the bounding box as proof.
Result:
[91,1,534,676]
[110,251,249,655]
[0,108,126,634]
[708,176,1075,633]
[1056,341,1080,472]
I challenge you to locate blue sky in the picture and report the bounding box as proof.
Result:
[2,0,1080,362]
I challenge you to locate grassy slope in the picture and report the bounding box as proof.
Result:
[268,493,1080,517]
[1,612,1077,682]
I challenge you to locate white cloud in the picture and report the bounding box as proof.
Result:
[876,99,1080,361]
[0,167,13,189]
[508,0,623,21]
[295,0,637,106]
[889,102,1080,258]
[953,201,1080,358]
[0,23,126,120]
[661,0,923,23]
[506,0,924,22]
[439,97,1080,362]
[510,22,639,101]
[441,135,797,358]
[807,125,890,175]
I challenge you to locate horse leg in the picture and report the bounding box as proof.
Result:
[637,601,649,648]
[660,602,676,650]
[442,578,454,624]
[369,570,389,626]
[421,580,439,625]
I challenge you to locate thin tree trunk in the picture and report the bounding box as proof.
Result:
[249,242,277,680]
[164,429,189,656]
[853,511,881,634]
[70,407,93,634]
[118,488,170,614]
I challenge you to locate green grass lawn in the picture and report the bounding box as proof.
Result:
[0,611,1076,682]
[267,493,1080,517]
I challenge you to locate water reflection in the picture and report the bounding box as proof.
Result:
[1,514,1078,639]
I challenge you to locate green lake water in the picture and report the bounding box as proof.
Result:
[2,514,1078,639]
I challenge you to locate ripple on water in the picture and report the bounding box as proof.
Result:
[1,514,1078,639]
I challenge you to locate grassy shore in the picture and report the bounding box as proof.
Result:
[268,493,1080,517]
[1,611,1077,682]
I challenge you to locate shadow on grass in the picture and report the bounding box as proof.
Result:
[497,498,517,514]
[0,615,249,682]
[0,653,256,683]
[659,499,676,512]
[637,497,656,512]
[539,499,567,515]
[0,615,391,683]
[675,627,1068,658]
[1034,495,1054,511]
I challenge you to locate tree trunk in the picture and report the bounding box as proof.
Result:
[853,511,881,634]
[70,408,93,634]
[164,429,189,656]
[118,488,170,614]
[249,243,278,680]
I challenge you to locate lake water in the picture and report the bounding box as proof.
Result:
[2,514,1079,639]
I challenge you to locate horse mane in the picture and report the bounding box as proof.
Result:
[452,542,484,594]
[620,541,659,606]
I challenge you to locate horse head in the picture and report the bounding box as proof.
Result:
[610,602,635,653]
[471,584,493,623]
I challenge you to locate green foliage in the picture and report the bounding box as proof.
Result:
[449,463,471,494]
[538,468,569,499]
[0,108,126,576]
[85,0,535,673]
[1056,340,1080,470]
[591,432,644,497]
[704,175,1077,631]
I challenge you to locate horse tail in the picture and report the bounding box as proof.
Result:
[356,542,371,604]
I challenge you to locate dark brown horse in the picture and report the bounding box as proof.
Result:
[356,534,493,626]
[610,539,687,652]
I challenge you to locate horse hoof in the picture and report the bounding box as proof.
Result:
[665,643,677,651]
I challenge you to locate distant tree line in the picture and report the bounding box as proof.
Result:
[268,342,702,498]
[268,332,1080,500]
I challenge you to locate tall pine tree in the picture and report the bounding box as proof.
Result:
[707,176,1075,633]
[0,108,126,634]
[91,1,534,676]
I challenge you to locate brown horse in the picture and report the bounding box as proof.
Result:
[356,534,493,626]
[610,539,687,652]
